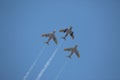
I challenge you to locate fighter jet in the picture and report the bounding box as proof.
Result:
[59,26,74,40]
[41,30,58,45]
[64,45,80,58]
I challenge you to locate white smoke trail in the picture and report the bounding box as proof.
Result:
[23,45,46,80]
[35,42,63,80]
[54,61,68,80]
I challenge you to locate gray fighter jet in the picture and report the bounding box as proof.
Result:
[59,26,74,40]
[41,30,58,45]
[64,45,80,58]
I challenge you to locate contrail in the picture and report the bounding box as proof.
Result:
[54,61,68,80]
[35,41,63,80]
[23,45,46,80]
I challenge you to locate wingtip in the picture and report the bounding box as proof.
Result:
[64,48,67,51]
[61,37,66,40]
[77,55,80,58]
[72,37,74,39]
[56,43,58,45]
[42,34,46,37]
[66,56,71,59]
[59,30,62,32]
[45,42,49,45]
[41,34,44,37]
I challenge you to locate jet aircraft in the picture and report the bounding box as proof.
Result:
[64,45,80,58]
[41,30,58,45]
[59,26,74,40]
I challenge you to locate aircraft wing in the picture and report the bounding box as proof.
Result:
[59,28,68,33]
[75,50,80,58]
[64,48,72,51]
[70,32,74,39]
[42,33,50,37]
[53,36,58,44]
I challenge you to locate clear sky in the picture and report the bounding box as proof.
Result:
[0,0,120,80]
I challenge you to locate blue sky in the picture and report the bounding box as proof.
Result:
[0,0,120,80]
